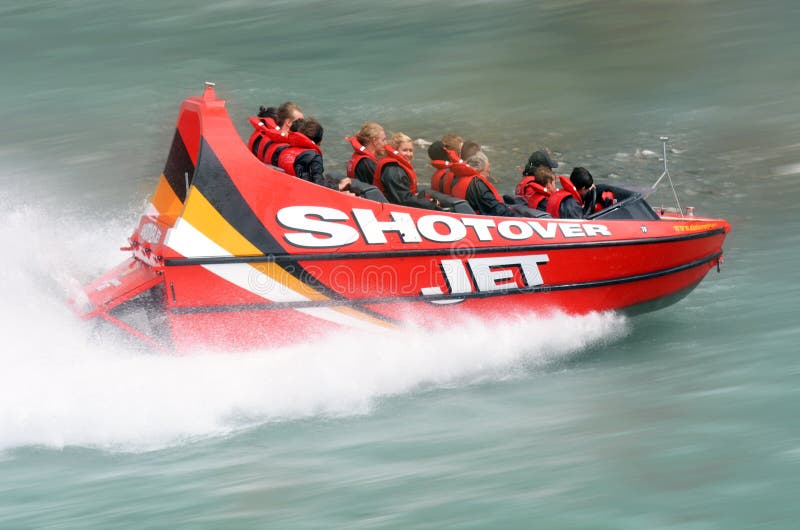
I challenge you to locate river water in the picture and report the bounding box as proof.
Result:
[1,1,799,528]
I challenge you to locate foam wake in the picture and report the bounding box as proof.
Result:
[0,199,628,453]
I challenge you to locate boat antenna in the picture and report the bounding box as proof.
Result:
[650,136,683,215]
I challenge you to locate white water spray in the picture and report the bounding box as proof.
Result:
[0,199,629,453]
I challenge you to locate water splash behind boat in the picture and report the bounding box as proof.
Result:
[0,199,628,452]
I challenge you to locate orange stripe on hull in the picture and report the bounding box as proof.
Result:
[150,174,184,226]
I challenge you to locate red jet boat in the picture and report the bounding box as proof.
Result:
[69,83,731,351]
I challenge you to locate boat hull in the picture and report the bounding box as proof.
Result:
[70,85,730,352]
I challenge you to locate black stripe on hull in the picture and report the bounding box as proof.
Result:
[270,260,347,302]
[191,138,285,255]
[163,228,727,267]
[162,129,195,202]
[619,280,704,316]
[167,251,721,315]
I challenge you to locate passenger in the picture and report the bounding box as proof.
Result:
[590,181,617,213]
[376,132,442,210]
[276,101,304,135]
[276,117,351,191]
[461,150,524,217]
[546,166,595,219]
[522,149,559,175]
[536,167,558,191]
[516,166,556,211]
[431,147,522,217]
[247,102,302,162]
[257,105,278,121]
[248,105,282,161]
[428,140,460,193]
[248,121,287,165]
[461,140,500,183]
[261,136,290,166]
[428,140,450,163]
[568,166,618,215]
[460,140,482,162]
[345,121,386,185]
[570,167,596,207]
[594,187,618,212]
[441,134,464,155]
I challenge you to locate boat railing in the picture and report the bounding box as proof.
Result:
[647,136,684,215]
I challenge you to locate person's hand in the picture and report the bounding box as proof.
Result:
[338,177,352,191]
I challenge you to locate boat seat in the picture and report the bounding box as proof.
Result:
[348,180,388,203]
[503,194,551,218]
[426,189,475,214]
[511,204,551,218]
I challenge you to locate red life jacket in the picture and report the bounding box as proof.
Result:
[276,132,322,176]
[247,116,288,165]
[263,141,290,167]
[429,148,462,192]
[345,137,378,180]
[374,145,418,196]
[515,176,551,209]
[596,189,617,212]
[430,166,447,192]
[430,160,505,214]
[247,119,264,157]
[546,176,583,218]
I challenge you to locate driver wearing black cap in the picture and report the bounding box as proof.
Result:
[522,149,559,175]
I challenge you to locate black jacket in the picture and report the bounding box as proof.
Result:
[353,158,377,185]
[557,196,585,219]
[465,179,524,217]
[294,151,340,190]
[380,163,440,210]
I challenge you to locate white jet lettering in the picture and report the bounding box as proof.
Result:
[277,206,360,248]
[417,215,468,242]
[528,221,559,239]
[559,223,585,238]
[461,217,496,241]
[498,220,534,240]
[421,254,549,297]
[420,259,473,296]
[352,208,422,244]
[276,206,613,248]
[583,224,612,237]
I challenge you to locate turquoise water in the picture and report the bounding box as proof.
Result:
[1,1,799,528]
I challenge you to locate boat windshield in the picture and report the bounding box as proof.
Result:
[586,184,660,221]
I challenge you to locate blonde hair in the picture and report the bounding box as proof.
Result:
[277,101,302,126]
[441,134,464,152]
[389,132,413,150]
[356,122,384,145]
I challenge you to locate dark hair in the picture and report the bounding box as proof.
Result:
[523,150,558,175]
[570,166,594,190]
[460,140,481,161]
[527,149,557,169]
[522,162,538,176]
[298,117,324,145]
[258,105,277,119]
[427,140,448,161]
